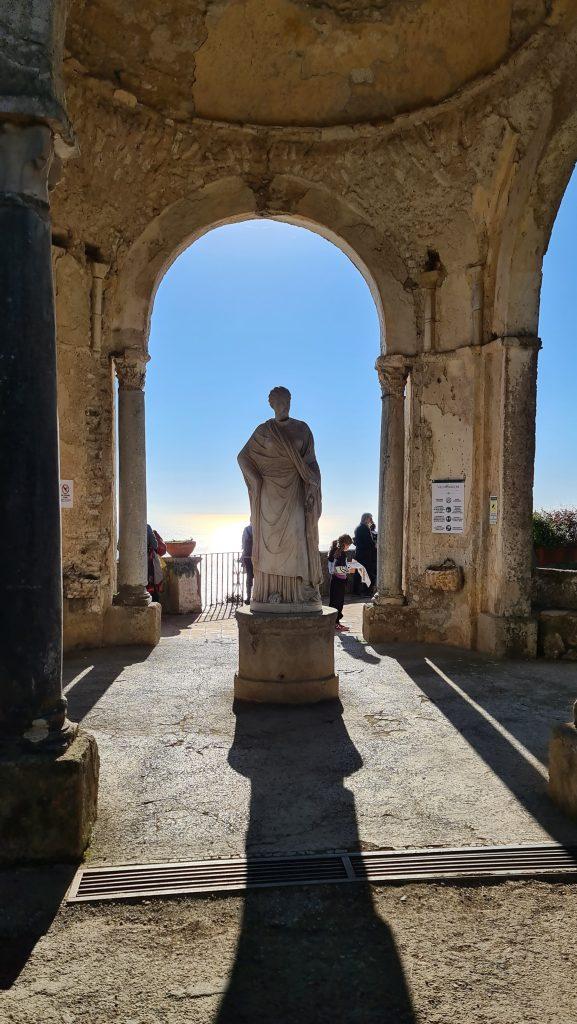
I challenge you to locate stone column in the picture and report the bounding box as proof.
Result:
[363,354,417,644]
[374,355,408,604]
[0,122,99,864]
[0,124,75,752]
[114,349,151,607]
[477,336,540,656]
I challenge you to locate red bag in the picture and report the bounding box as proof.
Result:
[154,530,167,557]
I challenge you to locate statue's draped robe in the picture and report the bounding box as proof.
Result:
[238,418,322,604]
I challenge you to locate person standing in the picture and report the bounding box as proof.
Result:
[241,523,254,605]
[147,524,167,602]
[353,513,377,594]
[328,534,353,631]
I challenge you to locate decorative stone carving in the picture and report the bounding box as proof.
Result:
[238,386,323,612]
[423,559,464,592]
[375,355,407,398]
[114,348,149,390]
[0,123,53,203]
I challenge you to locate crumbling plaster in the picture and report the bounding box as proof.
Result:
[64,0,552,128]
[40,0,577,650]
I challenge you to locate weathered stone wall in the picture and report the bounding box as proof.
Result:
[533,569,577,612]
[53,246,116,649]
[42,0,577,653]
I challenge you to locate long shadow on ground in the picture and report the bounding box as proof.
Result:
[63,646,152,722]
[0,865,75,989]
[216,700,415,1024]
[390,644,577,846]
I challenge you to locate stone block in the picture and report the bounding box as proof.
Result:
[362,602,419,644]
[0,731,99,864]
[63,604,104,651]
[542,631,565,660]
[533,569,577,612]
[476,612,537,658]
[235,606,339,703]
[549,722,577,818]
[541,606,577,647]
[103,602,161,646]
[163,556,202,614]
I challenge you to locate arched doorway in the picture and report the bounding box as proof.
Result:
[145,218,381,610]
[106,176,415,643]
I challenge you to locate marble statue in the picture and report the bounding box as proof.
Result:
[238,387,323,611]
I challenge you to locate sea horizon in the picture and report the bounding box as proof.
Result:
[147,511,368,554]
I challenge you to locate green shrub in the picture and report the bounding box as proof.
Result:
[533,508,577,547]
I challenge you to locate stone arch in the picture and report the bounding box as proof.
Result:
[108,174,415,358]
[492,103,577,338]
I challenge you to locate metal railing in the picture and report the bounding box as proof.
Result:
[199,551,247,609]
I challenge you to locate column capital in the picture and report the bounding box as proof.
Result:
[375,354,408,398]
[418,268,444,291]
[0,123,53,204]
[114,348,150,390]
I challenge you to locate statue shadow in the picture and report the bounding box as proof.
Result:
[217,700,415,1024]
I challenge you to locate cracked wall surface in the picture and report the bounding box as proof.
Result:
[64,0,553,127]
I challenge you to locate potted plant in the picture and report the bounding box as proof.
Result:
[165,538,197,558]
[533,509,577,566]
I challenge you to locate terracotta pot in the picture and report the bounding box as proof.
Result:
[166,540,196,558]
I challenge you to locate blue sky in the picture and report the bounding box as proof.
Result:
[146,219,381,543]
[146,176,575,542]
[535,167,577,509]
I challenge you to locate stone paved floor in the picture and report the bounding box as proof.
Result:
[62,602,577,864]
[3,607,577,1024]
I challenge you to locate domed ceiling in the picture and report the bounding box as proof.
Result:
[66,0,548,127]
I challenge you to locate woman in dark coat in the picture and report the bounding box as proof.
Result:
[353,513,377,594]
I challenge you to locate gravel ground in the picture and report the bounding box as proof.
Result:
[3,606,577,1022]
[2,873,577,1023]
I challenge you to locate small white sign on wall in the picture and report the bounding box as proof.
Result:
[60,480,74,509]
[432,479,465,534]
[489,494,498,525]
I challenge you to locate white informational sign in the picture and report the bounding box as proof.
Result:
[60,480,74,509]
[432,479,465,534]
[489,494,498,525]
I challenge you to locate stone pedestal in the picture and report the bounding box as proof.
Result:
[235,607,339,704]
[103,602,161,647]
[363,601,418,644]
[0,732,99,864]
[549,720,577,818]
[163,557,202,614]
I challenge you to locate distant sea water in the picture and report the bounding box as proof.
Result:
[149,512,361,553]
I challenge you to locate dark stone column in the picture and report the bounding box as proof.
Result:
[0,123,75,752]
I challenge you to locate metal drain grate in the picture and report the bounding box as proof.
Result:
[67,843,577,903]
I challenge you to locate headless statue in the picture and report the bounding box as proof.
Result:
[237,387,323,611]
